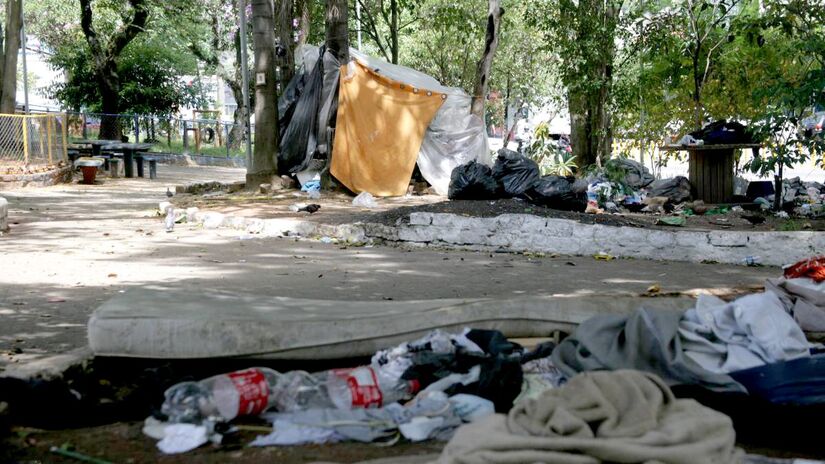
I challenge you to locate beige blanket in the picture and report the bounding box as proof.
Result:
[436,370,742,464]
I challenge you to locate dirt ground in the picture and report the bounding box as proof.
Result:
[171,190,825,232]
[0,165,818,464]
[0,422,444,464]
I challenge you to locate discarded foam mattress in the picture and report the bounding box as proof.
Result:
[87,288,694,359]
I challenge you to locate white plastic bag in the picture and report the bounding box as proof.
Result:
[353,191,379,208]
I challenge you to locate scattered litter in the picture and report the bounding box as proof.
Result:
[657,216,686,227]
[156,423,212,454]
[50,445,114,464]
[47,297,66,303]
[593,253,615,261]
[353,191,379,208]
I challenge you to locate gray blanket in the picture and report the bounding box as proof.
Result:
[436,370,743,464]
[552,306,745,392]
[766,277,825,333]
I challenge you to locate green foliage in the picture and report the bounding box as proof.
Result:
[529,121,577,176]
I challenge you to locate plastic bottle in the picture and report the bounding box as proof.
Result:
[326,366,420,409]
[162,367,280,423]
[161,366,420,423]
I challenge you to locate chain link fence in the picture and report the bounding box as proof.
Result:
[0,113,68,174]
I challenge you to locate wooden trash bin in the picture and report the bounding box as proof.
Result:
[660,143,760,204]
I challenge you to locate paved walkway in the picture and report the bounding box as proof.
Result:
[0,165,779,371]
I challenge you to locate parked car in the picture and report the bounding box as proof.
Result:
[801,107,825,138]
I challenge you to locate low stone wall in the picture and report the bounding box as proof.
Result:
[183,208,823,267]
[384,212,824,267]
[0,165,73,189]
[150,152,246,168]
[0,196,8,232]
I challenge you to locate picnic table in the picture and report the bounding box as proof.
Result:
[659,143,760,204]
[102,143,154,178]
[69,139,121,167]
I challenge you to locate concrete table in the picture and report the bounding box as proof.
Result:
[71,140,120,170]
[102,143,154,178]
[660,143,760,204]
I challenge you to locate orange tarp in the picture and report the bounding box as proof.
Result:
[331,62,445,197]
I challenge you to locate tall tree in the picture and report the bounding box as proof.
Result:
[325,0,349,63]
[470,0,502,119]
[183,0,249,148]
[249,0,279,185]
[79,0,149,139]
[530,0,623,168]
[0,0,23,113]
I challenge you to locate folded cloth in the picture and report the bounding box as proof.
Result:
[552,306,745,392]
[436,370,742,464]
[766,277,825,333]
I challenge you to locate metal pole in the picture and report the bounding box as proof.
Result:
[20,0,29,114]
[238,0,253,166]
[356,0,362,50]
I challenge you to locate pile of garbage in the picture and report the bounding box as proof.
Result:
[448,150,697,216]
[448,149,586,212]
[745,177,825,217]
[145,256,825,460]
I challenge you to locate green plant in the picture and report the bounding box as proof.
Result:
[528,121,578,176]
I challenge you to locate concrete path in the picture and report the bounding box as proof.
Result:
[0,165,779,372]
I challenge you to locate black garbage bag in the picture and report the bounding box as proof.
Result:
[647,176,693,203]
[522,175,586,212]
[492,149,540,197]
[448,161,500,200]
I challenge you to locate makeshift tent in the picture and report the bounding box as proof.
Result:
[277,46,490,196]
[331,61,445,196]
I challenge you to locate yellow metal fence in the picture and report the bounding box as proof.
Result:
[0,113,68,174]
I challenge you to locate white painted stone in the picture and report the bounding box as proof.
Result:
[0,196,7,231]
[185,207,200,222]
[202,212,226,229]
[409,212,433,226]
[158,201,172,214]
[708,231,747,247]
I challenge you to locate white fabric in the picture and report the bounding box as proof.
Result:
[250,418,343,446]
[156,424,210,454]
[350,48,490,196]
[679,293,811,374]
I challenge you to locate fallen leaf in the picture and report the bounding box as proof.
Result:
[107,273,117,278]
[645,284,661,295]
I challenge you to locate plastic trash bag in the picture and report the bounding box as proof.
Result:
[492,149,540,197]
[448,161,500,200]
[522,176,586,212]
[353,191,379,208]
[647,176,692,204]
[605,157,654,189]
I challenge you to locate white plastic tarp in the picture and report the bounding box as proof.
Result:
[350,49,490,195]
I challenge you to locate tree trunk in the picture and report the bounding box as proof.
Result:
[470,0,502,119]
[99,62,123,140]
[568,91,592,168]
[692,47,703,130]
[277,0,294,94]
[325,0,349,63]
[227,80,245,149]
[249,0,279,186]
[390,0,398,64]
[296,0,310,48]
[0,0,22,113]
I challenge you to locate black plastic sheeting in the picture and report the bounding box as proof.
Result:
[277,46,341,175]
